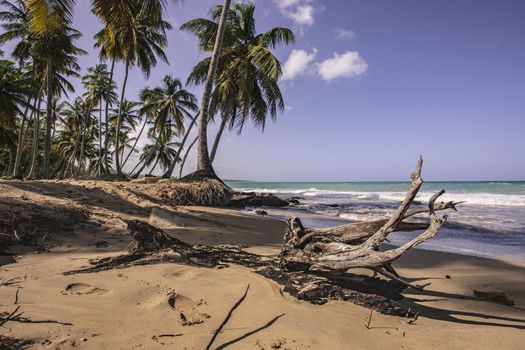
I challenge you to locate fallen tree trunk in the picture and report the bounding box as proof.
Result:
[65,158,458,316]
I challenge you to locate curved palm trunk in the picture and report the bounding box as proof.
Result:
[133,136,161,179]
[209,115,228,163]
[104,59,115,174]
[178,135,198,179]
[12,96,33,178]
[132,159,149,179]
[43,62,53,178]
[122,115,147,168]
[130,157,144,176]
[161,113,198,179]
[146,157,160,176]
[196,0,231,176]
[115,62,130,178]
[27,94,43,179]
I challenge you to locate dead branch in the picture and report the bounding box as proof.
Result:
[205,284,250,350]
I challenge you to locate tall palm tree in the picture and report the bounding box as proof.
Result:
[129,76,196,178]
[182,2,294,164]
[91,0,171,178]
[108,100,140,167]
[127,75,197,171]
[82,63,117,175]
[32,25,85,177]
[0,0,41,178]
[0,59,31,174]
[189,0,232,179]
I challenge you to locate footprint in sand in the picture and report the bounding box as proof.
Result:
[63,283,110,295]
[167,292,210,326]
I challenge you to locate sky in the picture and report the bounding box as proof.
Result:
[1,0,525,181]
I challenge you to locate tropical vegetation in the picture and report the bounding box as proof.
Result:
[0,0,294,180]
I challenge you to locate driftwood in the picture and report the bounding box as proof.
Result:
[65,158,457,316]
[278,158,450,278]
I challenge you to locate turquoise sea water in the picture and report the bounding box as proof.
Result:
[226,181,525,260]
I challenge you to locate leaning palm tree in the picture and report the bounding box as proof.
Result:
[182,2,294,164]
[91,0,171,178]
[175,0,232,180]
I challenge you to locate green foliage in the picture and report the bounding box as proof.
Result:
[182,1,294,133]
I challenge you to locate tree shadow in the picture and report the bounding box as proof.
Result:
[214,314,286,350]
[401,296,525,329]
[5,181,148,217]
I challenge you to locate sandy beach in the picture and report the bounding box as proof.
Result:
[1,180,524,350]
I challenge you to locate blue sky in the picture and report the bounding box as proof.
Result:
[2,0,525,181]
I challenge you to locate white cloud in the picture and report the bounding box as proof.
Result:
[282,48,317,81]
[318,51,368,81]
[274,0,316,27]
[334,28,355,40]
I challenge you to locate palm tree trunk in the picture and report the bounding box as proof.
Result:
[27,94,43,179]
[132,159,149,179]
[98,103,103,176]
[43,61,53,178]
[210,115,228,163]
[115,62,129,178]
[122,114,147,168]
[147,157,160,176]
[130,157,144,176]
[178,135,198,179]
[161,112,198,179]
[196,0,231,176]
[104,59,115,173]
[78,107,91,176]
[12,96,33,178]
[65,112,85,177]
[7,143,16,175]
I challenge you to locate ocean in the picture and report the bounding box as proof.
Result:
[226,181,525,261]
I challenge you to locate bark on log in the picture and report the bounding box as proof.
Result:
[278,158,450,274]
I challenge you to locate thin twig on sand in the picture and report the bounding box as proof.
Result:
[205,284,250,350]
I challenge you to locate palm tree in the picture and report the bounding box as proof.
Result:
[129,76,196,178]
[182,2,294,164]
[26,0,75,34]
[0,59,31,173]
[0,0,32,63]
[108,100,140,167]
[188,0,232,179]
[82,63,117,175]
[60,97,90,176]
[128,75,197,172]
[91,0,172,178]
[32,25,85,177]
[0,0,41,178]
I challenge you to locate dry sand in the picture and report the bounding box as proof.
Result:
[1,180,524,349]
